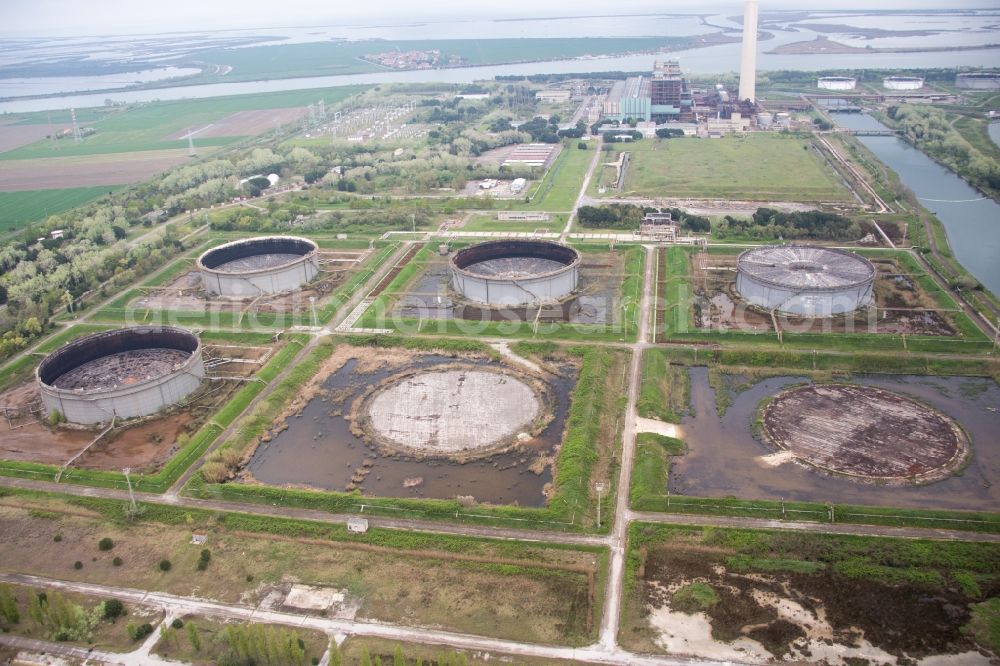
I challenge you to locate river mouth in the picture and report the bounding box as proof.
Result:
[245,348,576,506]
[671,368,999,510]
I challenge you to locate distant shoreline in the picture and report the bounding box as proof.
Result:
[768,35,1000,55]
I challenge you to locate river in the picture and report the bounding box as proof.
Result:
[2,24,1000,113]
[832,113,1000,297]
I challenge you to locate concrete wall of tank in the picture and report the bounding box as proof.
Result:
[883,78,924,91]
[40,351,204,425]
[201,254,319,297]
[451,265,578,306]
[736,272,874,316]
[818,78,856,90]
[956,75,1000,90]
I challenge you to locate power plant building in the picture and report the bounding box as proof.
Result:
[736,246,876,316]
[602,61,691,123]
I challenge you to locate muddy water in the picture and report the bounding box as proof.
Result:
[247,355,576,506]
[671,368,999,510]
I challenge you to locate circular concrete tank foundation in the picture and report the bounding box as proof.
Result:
[36,326,204,425]
[197,235,319,297]
[761,384,968,484]
[362,368,542,458]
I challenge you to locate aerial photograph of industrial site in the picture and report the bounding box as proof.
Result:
[0,0,999,663]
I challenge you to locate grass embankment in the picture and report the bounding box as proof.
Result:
[597,134,851,202]
[637,348,690,423]
[0,491,602,645]
[461,212,566,232]
[188,338,626,532]
[622,522,1000,656]
[630,434,686,510]
[0,334,309,493]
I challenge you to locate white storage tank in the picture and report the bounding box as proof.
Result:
[736,245,875,316]
[197,236,320,298]
[36,326,204,425]
[450,240,580,307]
[818,76,857,91]
[883,76,924,91]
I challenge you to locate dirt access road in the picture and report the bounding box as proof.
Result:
[0,572,707,666]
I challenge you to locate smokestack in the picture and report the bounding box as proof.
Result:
[739,0,759,104]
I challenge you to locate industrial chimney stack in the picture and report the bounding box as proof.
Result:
[739,0,759,104]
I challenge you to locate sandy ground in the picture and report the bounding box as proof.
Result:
[635,417,679,439]
[0,150,192,190]
[164,108,310,140]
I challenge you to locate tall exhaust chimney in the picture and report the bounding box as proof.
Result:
[739,0,759,104]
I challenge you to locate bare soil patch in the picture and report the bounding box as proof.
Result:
[0,150,192,191]
[164,107,309,140]
[0,123,71,153]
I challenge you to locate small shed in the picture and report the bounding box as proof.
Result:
[347,517,369,534]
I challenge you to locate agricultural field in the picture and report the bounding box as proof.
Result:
[0,85,365,161]
[0,186,121,233]
[594,134,853,203]
[0,149,192,190]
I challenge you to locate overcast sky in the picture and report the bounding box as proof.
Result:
[2,0,996,38]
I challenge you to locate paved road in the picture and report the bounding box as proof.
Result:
[562,135,604,241]
[0,573,714,666]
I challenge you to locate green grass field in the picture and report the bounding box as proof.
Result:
[508,144,593,212]
[599,134,852,202]
[461,212,566,232]
[2,86,366,160]
[0,186,121,232]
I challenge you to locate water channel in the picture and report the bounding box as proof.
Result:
[831,112,1000,297]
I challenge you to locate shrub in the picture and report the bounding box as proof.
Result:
[53,534,62,542]
[171,618,184,629]
[98,537,114,551]
[127,622,153,641]
[199,549,211,563]
[112,557,123,567]
[101,599,125,620]
[158,559,171,572]
[672,582,720,613]
[73,561,83,570]
[47,410,64,426]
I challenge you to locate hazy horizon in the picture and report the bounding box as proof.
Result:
[2,1,998,39]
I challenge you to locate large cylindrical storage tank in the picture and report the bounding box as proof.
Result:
[450,240,581,306]
[955,72,1000,90]
[736,245,875,316]
[883,76,924,91]
[818,76,857,91]
[36,326,204,425]
[197,236,319,297]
